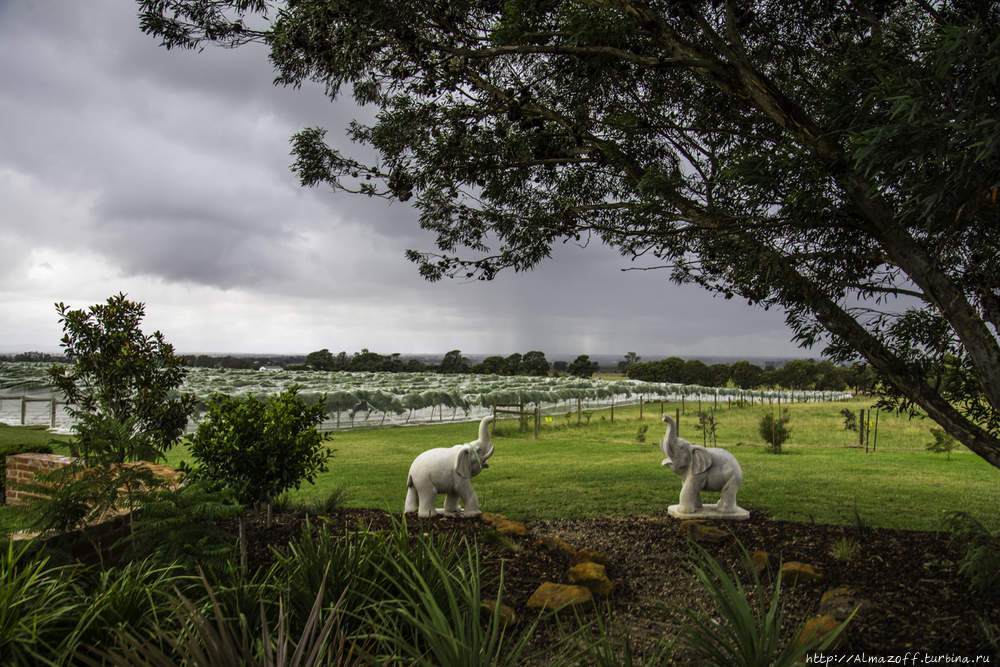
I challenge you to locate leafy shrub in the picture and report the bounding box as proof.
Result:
[926,427,960,460]
[0,442,55,458]
[47,294,195,464]
[839,408,857,432]
[757,411,792,453]
[182,385,333,567]
[636,424,649,443]
[113,481,242,569]
[944,511,1000,597]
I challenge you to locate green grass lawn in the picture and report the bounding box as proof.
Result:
[159,398,1000,533]
[0,423,73,451]
[8,398,1000,535]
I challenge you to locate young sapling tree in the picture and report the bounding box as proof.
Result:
[183,385,333,568]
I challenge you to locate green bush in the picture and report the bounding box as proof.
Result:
[944,511,1000,597]
[926,427,960,460]
[0,442,55,458]
[183,386,332,568]
[758,411,792,453]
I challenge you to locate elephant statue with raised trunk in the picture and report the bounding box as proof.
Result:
[660,414,745,517]
[405,415,495,518]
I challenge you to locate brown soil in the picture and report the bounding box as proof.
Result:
[222,507,998,659]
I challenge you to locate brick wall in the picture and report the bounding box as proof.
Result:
[5,453,181,506]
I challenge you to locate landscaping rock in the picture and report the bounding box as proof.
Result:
[494,518,528,536]
[481,599,518,627]
[679,520,730,544]
[796,614,847,651]
[747,550,779,576]
[819,587,876,620]
[569,546,610,568]
[481,512,507,525]
[566,562,615,597]
[780,562,823,585]
[534,535,577,557]
[526,582,593,612]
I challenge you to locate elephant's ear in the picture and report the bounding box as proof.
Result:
[691,447,713,476]
[454,447,473,479]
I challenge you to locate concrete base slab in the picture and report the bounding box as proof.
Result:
[668,504,750,521]
[435,508,482,518]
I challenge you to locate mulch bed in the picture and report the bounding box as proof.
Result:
[221,507,998,659]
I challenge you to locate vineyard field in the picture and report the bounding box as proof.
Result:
[0,362,852,432]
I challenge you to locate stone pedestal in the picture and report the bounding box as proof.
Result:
[434,508,481,517]
[668,503,750,520]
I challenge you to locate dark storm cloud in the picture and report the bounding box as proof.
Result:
[0,0,808,358]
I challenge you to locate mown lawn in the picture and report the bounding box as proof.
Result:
[6,398,998,535]
[160,398,1000,532]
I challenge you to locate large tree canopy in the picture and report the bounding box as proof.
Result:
[138,0,1000,467]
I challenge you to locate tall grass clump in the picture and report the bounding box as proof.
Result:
[676,542,849,667]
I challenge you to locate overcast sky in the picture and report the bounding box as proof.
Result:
[0,0,813,361]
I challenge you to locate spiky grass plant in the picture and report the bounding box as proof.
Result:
[575,604,676,667]
[829,537,859,560]
[0,541,89,666]
[481,529,524,553]
[358,530,541,667]
[76,568,372,667]
[676,542,850,667]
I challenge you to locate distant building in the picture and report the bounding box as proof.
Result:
[258,365,283,372]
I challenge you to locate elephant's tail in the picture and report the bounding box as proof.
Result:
[406,473,414,488]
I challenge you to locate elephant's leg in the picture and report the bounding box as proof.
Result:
[678,479,703,513]
[417,483,438,518]
[718,476,741,512]
[457,481,481,515]
[405,486,419,513]
[444,493,462,514]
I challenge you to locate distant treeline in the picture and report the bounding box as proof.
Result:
[626,357,872,393]
[4,350,869,393]
[176,349,872,391]
[294,349,603,377]
[0,351,68,363]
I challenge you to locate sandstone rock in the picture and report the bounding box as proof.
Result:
[481,512,507,525]
[534,536,577,557]
[526,582,593,612]
[494,518,528,536]
[747,550,778,576]
[780,562,823,585]
[481,599,518,626]
[566,562,615,597]
[570,547,610,568]
[796,615,847,651]
[679,520,730,544]
[819,588,875,621]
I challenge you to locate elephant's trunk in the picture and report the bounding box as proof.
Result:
[477,415,495,460]
[660,414,677,461]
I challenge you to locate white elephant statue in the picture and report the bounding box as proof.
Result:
[405,415,495,518]
[660,414,744,515]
